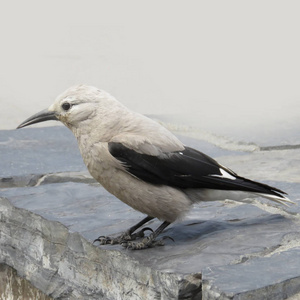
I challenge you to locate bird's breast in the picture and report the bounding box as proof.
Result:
[77,141,192,222]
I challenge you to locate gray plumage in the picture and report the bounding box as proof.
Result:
[17,85,293,248]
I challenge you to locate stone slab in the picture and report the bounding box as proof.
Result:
[202,248,300,300]
[0,126,85,178]
[0,197,201,299]
[0,126,300,299]
[0,264,53,300]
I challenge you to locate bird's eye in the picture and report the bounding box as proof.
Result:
[62,102,71,111]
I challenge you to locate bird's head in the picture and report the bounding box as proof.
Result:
[17,85,122,133]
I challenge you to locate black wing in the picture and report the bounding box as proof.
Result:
[108,142,286,198]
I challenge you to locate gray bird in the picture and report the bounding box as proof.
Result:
[17,85,293,249]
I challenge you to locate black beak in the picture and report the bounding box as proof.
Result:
[17,109,58,129]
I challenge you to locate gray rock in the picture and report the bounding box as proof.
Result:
[0,197,202,299]
[0,126,300,299]
[0,264,53,300]
[202,248,300,300]
[0,126,85,178]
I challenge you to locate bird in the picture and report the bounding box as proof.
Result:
[17,85,293,250]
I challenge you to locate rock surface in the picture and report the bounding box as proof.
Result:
[0,264,53,300]
[0,126,300,299]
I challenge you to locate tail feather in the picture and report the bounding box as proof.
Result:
[218,175,294,206]
[255,193,295,206]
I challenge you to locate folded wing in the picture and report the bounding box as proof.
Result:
[108,142,287,199]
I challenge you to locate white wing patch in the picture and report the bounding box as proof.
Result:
[211,168,236,180]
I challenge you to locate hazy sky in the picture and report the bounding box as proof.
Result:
[0,1,299,144]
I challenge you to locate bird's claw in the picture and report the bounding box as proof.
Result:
[130,227,153,240]
[93,227,154,246]
[121,233,173,250]
[93,235,122,245]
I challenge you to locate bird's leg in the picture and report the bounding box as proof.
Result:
[93,216,154,245]
[122,221,171,250]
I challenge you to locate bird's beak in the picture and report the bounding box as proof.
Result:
[17,109,58,129]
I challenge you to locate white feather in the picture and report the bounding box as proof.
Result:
[255,193,295,206]
[210,168,236,180]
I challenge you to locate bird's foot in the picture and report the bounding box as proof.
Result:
[93,227,153,245]
[121,234,173,250]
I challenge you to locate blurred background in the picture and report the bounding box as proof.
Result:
[0,0,299,147]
